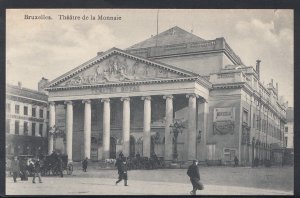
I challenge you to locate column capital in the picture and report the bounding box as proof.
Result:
[64,101,73,105]
[120,97,130,102]
[82,99,91,104]
[163,95,173,100]
[198,97,207,103]
[49,101,56,106]
[101,98,110,103]
[186,93,199,99]
[141,96,151,101]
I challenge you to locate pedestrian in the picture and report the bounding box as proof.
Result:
[187,160,203,195]
[82,157,88,172]
[234,156,239,167]
[19,159,28,181]
[119,151,124,159]
[115,158,128,186]
[58,156,64,177]
[32,157,42,184]
[135,152,141,169]
[10,156,20,183]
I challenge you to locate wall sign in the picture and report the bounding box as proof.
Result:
[91,85,140,94]
[213,107,235,135]
[214,107,235,122]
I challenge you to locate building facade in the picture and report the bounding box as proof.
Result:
[6,83,49,157]
[284,107,294,149]
[45,26,287,165]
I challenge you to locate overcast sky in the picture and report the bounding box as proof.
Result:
[6,9,293,106]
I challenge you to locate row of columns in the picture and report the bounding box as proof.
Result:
[48,94,199,162]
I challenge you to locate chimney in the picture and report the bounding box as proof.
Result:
[38,77,49,93]
[97,51,103,56]
[18,81,22,89]
[271,78,274,86]
[256,60,261,79]
[276,82,278,94]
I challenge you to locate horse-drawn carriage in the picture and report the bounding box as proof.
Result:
[40,154,73,176]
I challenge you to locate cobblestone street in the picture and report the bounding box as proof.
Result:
[6,165,293,195]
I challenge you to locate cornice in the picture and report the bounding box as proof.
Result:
[212,82,246,89]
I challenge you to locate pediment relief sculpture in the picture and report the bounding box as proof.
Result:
[59,55,182,87]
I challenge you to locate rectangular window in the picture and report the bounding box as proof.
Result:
[15,121,19,135]
[39,109,43,118]
[32,107,36,117]
[24,106,28,115]
[285,127,288,133]
[47,111,49,119]
[15,105,20,114]
[253,114,256,128]
[6,119,10,133]
[285,137,288,147]
[39,123,43,137]
[24,121,28,135]
[32,123,36,136]
[6,103,11,113]
[256,116,260,130]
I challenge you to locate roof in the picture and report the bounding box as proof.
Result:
[127,26,205,50]
[6,84,48,102]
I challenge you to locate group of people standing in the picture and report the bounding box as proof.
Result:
[10,156,42,184]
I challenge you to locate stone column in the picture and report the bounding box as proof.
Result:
[121,97,130,157]
[48,102,55,155]
[142,96,151,158]
[163,95,173,161]
[83,99,91,159]
[101,98,110,160]
[197,98,208,160]
[186,94,198,161]
[65,101,73,162]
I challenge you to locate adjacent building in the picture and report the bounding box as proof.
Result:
[44,26,287,165]
[284,107,294,149]
[6,82,49,157]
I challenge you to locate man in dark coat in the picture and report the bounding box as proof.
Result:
[58,156,64,177]
[234,156,239,167]
[10,156,20,183]
[119,152,124,159]
[187,160,203,195]
[32,158,42,183]
[82,157,88,172]
[115,159,128,186]
[19,159,28,181]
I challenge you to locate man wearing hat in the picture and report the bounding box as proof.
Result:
[187,160,203,195]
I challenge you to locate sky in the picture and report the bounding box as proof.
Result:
[6,9,294,106]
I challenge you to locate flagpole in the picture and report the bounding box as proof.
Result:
[156,9,159,47]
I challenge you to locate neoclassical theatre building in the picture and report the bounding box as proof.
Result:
[44,26,287,165]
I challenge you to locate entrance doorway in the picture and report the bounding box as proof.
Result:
[130,136,136,157]
[110,137,116,159]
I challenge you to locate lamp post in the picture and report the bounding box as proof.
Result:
[169,120,185,161]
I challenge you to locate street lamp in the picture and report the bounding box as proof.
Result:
[169,120,185,161]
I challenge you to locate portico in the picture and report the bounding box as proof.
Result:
[45,48,211,162]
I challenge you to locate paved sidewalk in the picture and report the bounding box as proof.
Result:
[6,176,293,196]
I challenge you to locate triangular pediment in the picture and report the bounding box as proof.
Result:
[48,48,196,88]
